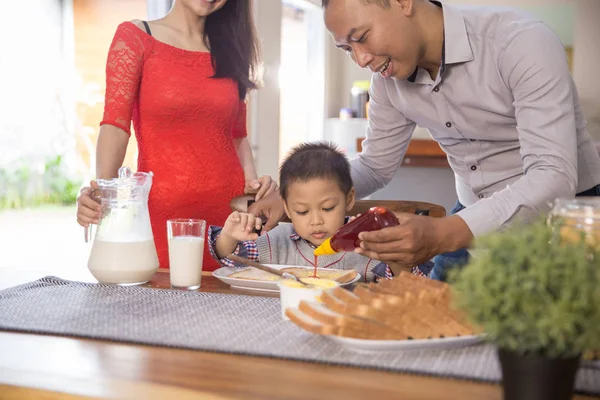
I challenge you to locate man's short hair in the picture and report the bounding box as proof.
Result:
[322,0,391,8]
[279,141,353,201]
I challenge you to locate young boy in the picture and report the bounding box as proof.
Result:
[208,142,393,282]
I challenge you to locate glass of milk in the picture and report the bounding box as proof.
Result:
[167,219,206,290]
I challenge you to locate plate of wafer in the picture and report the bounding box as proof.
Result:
[286,271,483,352]
[212,265,361,293]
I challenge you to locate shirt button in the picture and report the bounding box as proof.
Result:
[478,194,484,199]
[470,165,477,171]
[446,122,452,128]
[433,87,440,92]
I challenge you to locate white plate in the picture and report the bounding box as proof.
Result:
[328,334,483,353]
[212,265,361,293]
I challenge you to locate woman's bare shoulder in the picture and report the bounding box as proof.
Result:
[128,19,146,31]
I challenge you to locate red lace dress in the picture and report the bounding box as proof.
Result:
[100,22,246,271]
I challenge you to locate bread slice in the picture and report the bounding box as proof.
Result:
[285,308,338,336]
[298,301,341,325]
[332,286,361,304]
[320,289,348,314]
[321,288,439,339]
[289,304,407,340]
[333,270,358,284]
[397,270,447,288]
[286,271,477,341]
[353,284,389,303]
[228,266,358,284]
[228,267,282,281]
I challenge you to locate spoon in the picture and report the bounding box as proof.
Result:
[227,255,309,286]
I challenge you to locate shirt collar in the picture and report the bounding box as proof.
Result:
[440,1,474,65]
[289,231,317,249]
[407,1,473,83]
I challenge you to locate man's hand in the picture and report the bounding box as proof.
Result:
[244,175,278,201]
[355,214,473,268]
[247,191,287,232]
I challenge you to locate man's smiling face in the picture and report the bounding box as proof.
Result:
[323,0,423,80]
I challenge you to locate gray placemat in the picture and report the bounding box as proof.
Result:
[0,277,598,395]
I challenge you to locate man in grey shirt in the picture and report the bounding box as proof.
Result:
[252,0,600,280]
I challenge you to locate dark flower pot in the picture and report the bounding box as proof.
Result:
[498,348,580,400]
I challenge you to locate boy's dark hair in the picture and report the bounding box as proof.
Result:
[279,141,353,201]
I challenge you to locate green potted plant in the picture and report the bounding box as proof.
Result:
[450,217,600,400]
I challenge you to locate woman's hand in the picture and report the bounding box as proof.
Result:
[245,175,278,201]
[76,181,101,227]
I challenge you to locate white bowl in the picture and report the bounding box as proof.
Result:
[277,279,340,320]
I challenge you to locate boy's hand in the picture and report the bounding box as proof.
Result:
[222,211,263,241]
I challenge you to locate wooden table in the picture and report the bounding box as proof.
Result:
[0,269,595,400]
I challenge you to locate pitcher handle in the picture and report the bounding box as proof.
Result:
[84,225,93,243]
[81,186,101,243]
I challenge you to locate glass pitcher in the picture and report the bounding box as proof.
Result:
[548,197,600,249]
[87,167,159,285]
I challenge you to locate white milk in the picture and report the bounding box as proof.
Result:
[168,235,204,288]
[88,239,159,285]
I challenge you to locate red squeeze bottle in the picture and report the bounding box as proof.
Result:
[314,207,399,256]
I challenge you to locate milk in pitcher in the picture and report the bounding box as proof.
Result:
[88,238,159,285]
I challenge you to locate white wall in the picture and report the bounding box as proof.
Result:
[0,0,71,168]
[147,0,172,19]
[249,0,283,179]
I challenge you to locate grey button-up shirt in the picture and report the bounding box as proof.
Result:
[350,2,600,237]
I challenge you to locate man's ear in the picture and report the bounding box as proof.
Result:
[346,187,356,212]
[392,0,415,17]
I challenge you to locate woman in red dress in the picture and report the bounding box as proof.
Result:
[76,0,276,271]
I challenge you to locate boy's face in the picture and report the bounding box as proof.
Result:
[283,178,355,247]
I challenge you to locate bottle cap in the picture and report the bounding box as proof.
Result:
[314,238,336,256]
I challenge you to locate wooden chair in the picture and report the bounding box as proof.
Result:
[230,195,446,222]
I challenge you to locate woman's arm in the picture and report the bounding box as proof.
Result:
[233,137,258,182]
[96,125,129,179]
[233,137,278,201]
[95,21,146,179]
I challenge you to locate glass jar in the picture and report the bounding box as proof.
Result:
[548,197,600,248]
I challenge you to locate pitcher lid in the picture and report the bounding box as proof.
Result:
[96,167,153,188]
